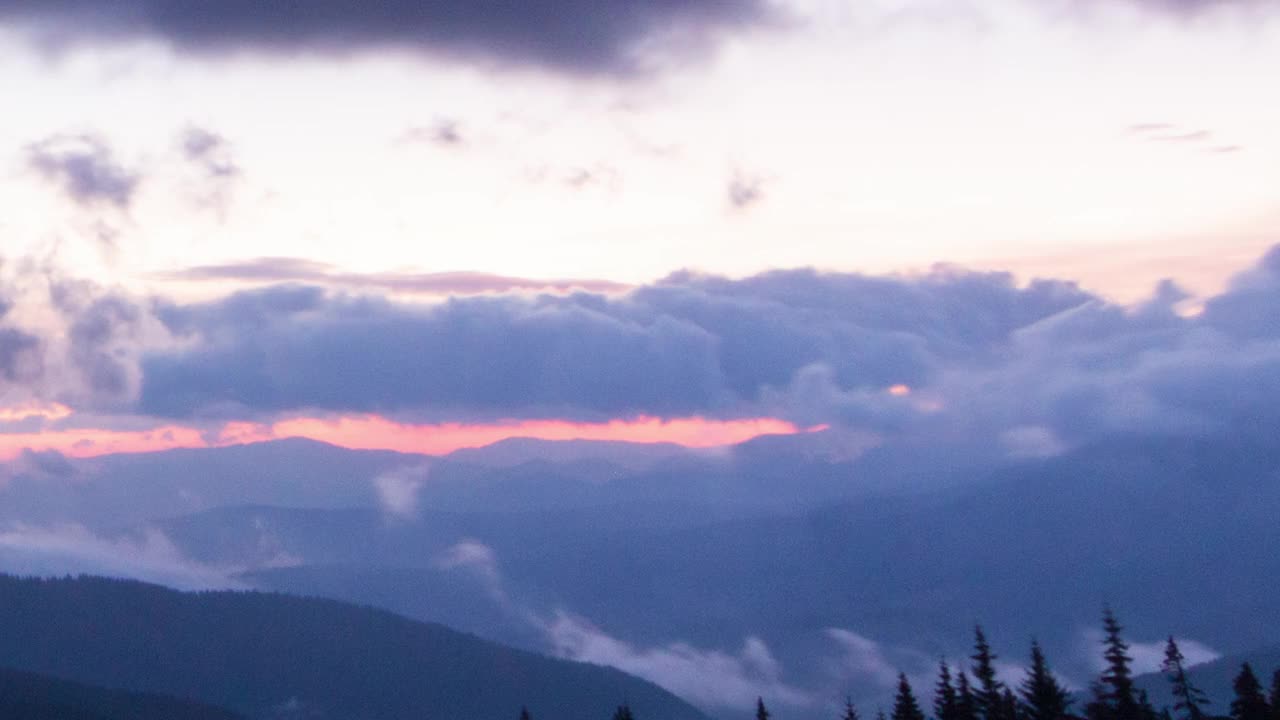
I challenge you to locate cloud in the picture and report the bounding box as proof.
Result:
[0,327,43,384]
[1081,630,1219,675]
[15,447,76,477]
[824,628,904,689]
[1127,124,1241,152]
[728,170,765,210]
[402,120,465,147]
[156,257,632,295]
[1149,130,1211,143]
[25,134,139,209]
[180,126,240,178]
[547,613,813,710]
[0,0,777,75]
[433,539,507,603]
[372,465,428,519]
[14,245,1280,460]
[0,523,242,590]
[133,264,1098,423]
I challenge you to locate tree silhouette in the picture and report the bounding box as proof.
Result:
[612,704,635,720]
[937,660,961,720]
[1230,664,1269,720]
[1020,640,1072,720]
[972,626,1009,720]
[757,697,771,720]
[1162,637,1209,720]
[520,706,533,720]
[893,673,927,720]
[958,668,980,720]
[1269,670,1280,720]
[843,696,862,720]
[1093,607,1140,720]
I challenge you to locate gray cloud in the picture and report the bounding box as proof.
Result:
[131,265,1098,421]
[53,283,144,405]
[180,126,240,179]
[12,245,1280,458]
[156,257,633,296]
[0,0,776,75]
[25,134,139,209]
[0,327,43,384]
[15,448,77,478]
[728,170,765,210]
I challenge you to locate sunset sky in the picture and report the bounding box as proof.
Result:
[1,0,1278,460]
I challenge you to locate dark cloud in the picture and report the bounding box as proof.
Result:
[0,327,43,384]
[156,257,633,295]
[0,286,44,385]
[0,0,775,74]
[25,134,139,209]
[12,246,1280,456]
[135,266,1094,420]
[140,287,728,419]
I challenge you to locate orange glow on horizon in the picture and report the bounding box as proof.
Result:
[0,413,809,461]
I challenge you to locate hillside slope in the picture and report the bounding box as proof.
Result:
[0,575,708,720]
[0,666,244,720]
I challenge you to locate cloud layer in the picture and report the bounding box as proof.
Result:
[6,246,1280,459]
[0,0,774,74]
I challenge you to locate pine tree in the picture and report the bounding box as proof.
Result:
[1099,607,1141,720]
[958,669,980,720]
[937,660,961,720]
[613,704,635,720]
[1020,640,1072,720]
[1161,637,1209,720]
[843,696,862,720]
[1086,681,1114,720]
[757,697,772,720]
[1269,670,1280,720]
[893,673,927,720]
[1230,664,1269,720]
[1138,690,1160,720]
[519,706,533,720]
[972,626,1009,720]
[1001,688,1021,720]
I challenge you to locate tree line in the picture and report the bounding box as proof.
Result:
[520,609,1280,720]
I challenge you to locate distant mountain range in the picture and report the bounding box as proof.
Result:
[0,574,707,720]
[3,431,1279,719]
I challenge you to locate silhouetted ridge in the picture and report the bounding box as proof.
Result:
[0,574,707,720]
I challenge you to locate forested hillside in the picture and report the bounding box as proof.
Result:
[0,574,706,720]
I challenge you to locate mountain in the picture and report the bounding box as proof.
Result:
[445,436,695,471]
[0,574,708,720]
[1132,644,1280,715]
[0,438,415,527]
[0,666,243,720]
[184,432,1280,697]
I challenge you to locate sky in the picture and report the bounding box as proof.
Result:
[1,0,1279,459]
